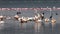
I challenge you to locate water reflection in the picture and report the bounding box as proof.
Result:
[44,22,50,27]
[51,22,56,31]
[19,23,27,29]
[34,22,45,34]
[0,21,5,29]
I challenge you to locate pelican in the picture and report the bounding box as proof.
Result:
[37,19,42,22]
[33,14,43,23]
[0,15,5,24]
[35,19,42,23]
[49,9,56,24]
[40,13,44,20]
[20,17,28,23]
[49,17,56,30]
[0,15,5,21]
[51,17,56,23]
[27,17,34,21]
[44,18,51,26]
[34,15,39,20]
[14,15,19,20]
[27,12,41,21]
[45,18,50,22]
[18,17,28,23]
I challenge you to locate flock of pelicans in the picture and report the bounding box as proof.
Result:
[0,11,57,26]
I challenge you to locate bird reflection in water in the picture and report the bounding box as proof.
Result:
[34,22,45,34]
[51,21,56,31]
[19,22,27,32]
[19,23,27,29]
[0,21,5,29]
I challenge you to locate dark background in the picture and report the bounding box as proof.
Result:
[0,0,60,8]
[0,0,59,1]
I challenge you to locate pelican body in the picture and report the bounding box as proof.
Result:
[51,18,56,23]
[45,18,50,22]
[18,17,28,23]
[0,15,4,21]
[0,15,5,24]
[14,15,19,20]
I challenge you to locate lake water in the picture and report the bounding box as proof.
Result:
[0,10,60,34]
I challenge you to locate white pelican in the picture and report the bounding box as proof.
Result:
[50,17,56,30]
[34,13,40,20]
[18,17,28,23]
[0,15,4,21]
[40,13,44,20]
[14,15,19,20]
[37,13,40,18]
[51,17,56,23]
[37,19,42,22]
[34,15,39,20]
[18,17,21,21]
[45,18,50,22]
[27,13,40,21]
[35,19,42,23]
[0,15,5,24]
[44,18,50,26]
[27,17,34,21]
